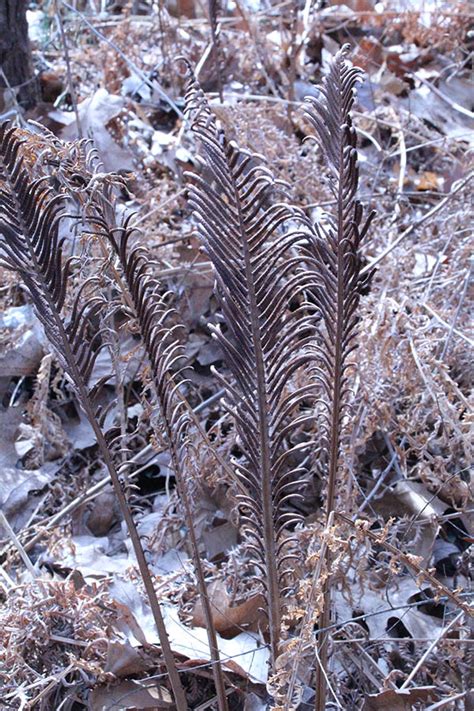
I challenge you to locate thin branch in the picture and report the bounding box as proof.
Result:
[400,611,465,690]
[362,172,473,274]
[335,513,473,615]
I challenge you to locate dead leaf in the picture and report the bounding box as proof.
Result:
[0,407,24,470]
[89,679,173,710]
[104,639,151,677]
[372,480,445,565]
[328,0,374,10]
[335,577,444,640]
[362,686,438,710]
[85,489,118,537]
[107,581,270,684]
[0,466,55,531]
[0,305,45,377]
[415,171,442,191]
[61,89,134,171]
[353,37,384,72]
[192,580,265,637]
[53,535,133,578]
[202,521,238,560]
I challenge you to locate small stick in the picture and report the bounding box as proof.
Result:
[0,510,38,578]
[55,0,83,138]
[425,692,468,710]
[440,260,472,360]
[399,610,464,690]
[413,73,474,120]
[0,68,27,126]
[133,189,186,227]
[0,564,15,589]
[422,303,474,348]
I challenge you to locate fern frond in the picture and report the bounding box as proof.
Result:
[0,124,106,385]
[183,67,317,668]
[303,44,375,519]
[0,123,188,711]
[88,193,229,710]
[302,45,375,710]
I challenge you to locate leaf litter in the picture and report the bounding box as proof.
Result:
[0,0,472,708]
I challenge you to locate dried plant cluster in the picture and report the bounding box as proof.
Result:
[0,39,472,711]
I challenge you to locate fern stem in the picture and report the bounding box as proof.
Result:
[40,297,188,711]
[301,48,367,711]
[78,397,188,711]
[161,412,229,711]
[96,212,228,709]
[237,196,281,667]
[314,142,345,711]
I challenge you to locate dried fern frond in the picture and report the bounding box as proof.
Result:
[183,66,317,668]
[88,192,229,710]
[302,45,375,710]
[303,45,375,519]
[0,125,104,385]
[0,123,187,710]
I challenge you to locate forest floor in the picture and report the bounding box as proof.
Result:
[0,1,472,709]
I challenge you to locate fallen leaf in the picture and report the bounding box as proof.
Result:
[1,466,55,531]
[104,639,151,677]
[415,171,442,191]
[53,535,134,578]
[362,686,438,710]
[85,489,118,537]
[108,580,270,684]
[335,577,444,640]
[372,480,445,564]
[192,580,265,636]
[0,305,45,377]
[89,679,173,710]
[61,89,134,171]
[353,37,384,72]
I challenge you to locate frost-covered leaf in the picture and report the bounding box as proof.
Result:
[1,466,55,530]
[335,577,444,640]
[108,579,270,683]
[61,89,134,170]
[53,535,134,577]
[0,305,46,377]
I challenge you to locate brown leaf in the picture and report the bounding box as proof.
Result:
[86,489,118,537]
[415,171,442,191]
[192,580,265,637]
[372,480,444,565]
[362,686,438,710]
[353,37,384,72]
[104,639,151,677]
[89,679,173,710]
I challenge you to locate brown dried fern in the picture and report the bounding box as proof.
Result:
[87,191,229,711]
[302,45,375,710]
[183,64,317,671]
[0,123,188,710]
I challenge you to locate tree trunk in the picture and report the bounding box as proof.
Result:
[0,0,39,109]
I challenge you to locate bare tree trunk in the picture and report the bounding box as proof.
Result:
[0,0,39,109]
